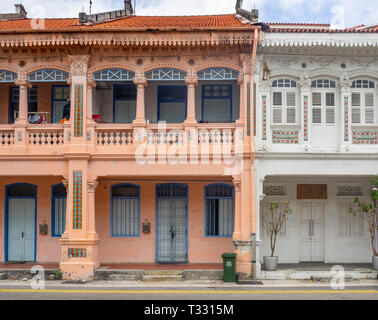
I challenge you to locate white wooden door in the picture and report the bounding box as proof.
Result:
[8,198,35,262]
[311,91,337,150]
[299,203,324,262]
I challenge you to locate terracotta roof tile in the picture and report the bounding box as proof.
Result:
[0,14,253,33]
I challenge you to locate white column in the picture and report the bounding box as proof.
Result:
[133,76,147,126]
[184,76,198,125]
[339,79,352,151]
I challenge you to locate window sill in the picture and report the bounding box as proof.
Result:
[351,125,378,130]
[271,124,301,129]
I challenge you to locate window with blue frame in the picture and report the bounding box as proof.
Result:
[202,85,233,122]
[51,184,66,237]
[52,86,70,123]
[113,84,137,123]
[205,184,234,237]
[10,87,38,123]
[111,184,140,237]
[158,86,187,123]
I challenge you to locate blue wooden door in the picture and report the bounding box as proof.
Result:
[156,184,187,263]
[8,198,35,262]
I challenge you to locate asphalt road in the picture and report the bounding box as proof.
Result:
[0,285,377,300]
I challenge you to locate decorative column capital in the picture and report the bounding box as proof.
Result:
[338,80,353,93]
[240,53,252,76]
[62,180,69,192]
[67,55,90,76]
[238,75,244,86]
[87,180,99,194]
[184,76,198,86]
[299,78,312,91]
[133,76,147,87]
[233,176,242,192]
[14,79,31,88]
[87,79,97,88]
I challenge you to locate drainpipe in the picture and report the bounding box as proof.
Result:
[250,28,260,280]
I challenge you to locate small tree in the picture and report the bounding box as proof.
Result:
[262,201,292,257]
[349,176,378,257]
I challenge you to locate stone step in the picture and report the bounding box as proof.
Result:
[142,274,183,282]
[144,270,184,276]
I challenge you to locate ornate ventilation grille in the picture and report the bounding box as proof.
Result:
[336,184,363,196]
[197,68,239,81]
[145,68,186,81]
[263,184,286,196]
[93,69,135,81]
[28,69,69,82]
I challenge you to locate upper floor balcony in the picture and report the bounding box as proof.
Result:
[0,66,247,159]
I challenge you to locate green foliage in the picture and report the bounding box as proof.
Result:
[348,176,378,257]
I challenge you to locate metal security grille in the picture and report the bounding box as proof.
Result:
[156,184,187,263]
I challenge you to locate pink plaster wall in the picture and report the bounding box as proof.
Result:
[0,177,62,264]
[96,181,234,264]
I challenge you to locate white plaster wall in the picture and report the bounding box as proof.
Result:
[259,177,372,264]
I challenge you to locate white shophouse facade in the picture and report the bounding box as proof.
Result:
[253,25,378,278]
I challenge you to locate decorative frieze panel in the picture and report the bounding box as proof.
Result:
[73,171,83,230]
[337,184,363,196]
[272,130,299,144]
[303,95,309,141]
[352,130,378,144]
[263,184,286,196]
[68,248,86,258]
[74,85,84,137]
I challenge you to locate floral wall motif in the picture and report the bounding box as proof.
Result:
[74,85,84,138]
[344,96,349,142]
[73,171,83,229]
[303,95,309,142]
[272,130,299,144]
[262,95,267,140]
[352,131,378,144]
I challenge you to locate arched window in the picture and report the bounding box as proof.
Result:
[351,79,376,124]
[205,184,234,237]
[197,68,239,81]
[145,68,186,81]
[111,184,140,237]
[51,184,67,237]
[27,69,69,82]
[93,69,135,81]
[311,79,336,88]
[0,70,17,83]
[271,79,297,124]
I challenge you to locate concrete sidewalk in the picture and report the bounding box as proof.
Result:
[0,279,377,289]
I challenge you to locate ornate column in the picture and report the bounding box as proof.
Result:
[236,76,245,126]
[133,76,147,127]
[13,79,31,150]
[232,176,242,241]
[67,55,90,144]
[184,76,198,125]
[87,180,99,240]
[14,79,30,124]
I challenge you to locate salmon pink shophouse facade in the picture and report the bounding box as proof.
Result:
[0,2,260,280]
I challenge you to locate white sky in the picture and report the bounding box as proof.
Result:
[1,0,377,27]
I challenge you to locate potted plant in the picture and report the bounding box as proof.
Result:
[261,201,292,271]
[349,176,378,270]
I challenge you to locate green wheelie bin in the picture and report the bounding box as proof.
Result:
[221,253,237,282]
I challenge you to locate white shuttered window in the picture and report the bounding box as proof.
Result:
[351,80,376,124]
[272,79,297,124]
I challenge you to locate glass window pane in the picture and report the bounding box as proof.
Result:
[203,99,231,122]
[115,100,136,123]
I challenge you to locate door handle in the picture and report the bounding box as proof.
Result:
[171,231,175,239]
[21,232,24,238]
